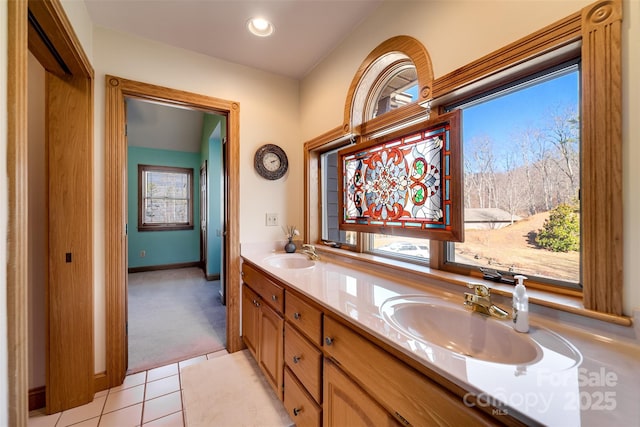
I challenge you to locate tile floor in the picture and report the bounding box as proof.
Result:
[28,350,229,427]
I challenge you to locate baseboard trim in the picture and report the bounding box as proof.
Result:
[206,273,220,281]
[94,372,109,394]
[128,261,200,274]
[29,373,109,412]
[28,386,46,411]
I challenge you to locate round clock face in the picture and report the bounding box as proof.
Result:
[254,144,288,180]
[263,152,281,172]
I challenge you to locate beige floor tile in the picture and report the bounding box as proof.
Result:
[145,375,180,400]
[98,403,142,427]
[147,363,179,382]
[142,411,184,427]
[94,389,109,399]
[142,391,182,424]
[110,371,147,393]
[69,416,100,427]
[57,395,107,427]
[103,384,145,414]
[178,355,206,370]
[206,349,228,360]
[27,409,61,427]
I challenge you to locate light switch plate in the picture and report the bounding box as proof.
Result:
[266,213,279,226]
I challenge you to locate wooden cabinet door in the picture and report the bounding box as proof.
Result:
[324,359,398,427]
[242,284,259,360]
[259,302,284,399]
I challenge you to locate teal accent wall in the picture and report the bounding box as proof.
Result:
[200,114,226,277]
[128,146,201,268]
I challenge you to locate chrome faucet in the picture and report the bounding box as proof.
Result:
[464,283,509,319]
[300,244,320,260]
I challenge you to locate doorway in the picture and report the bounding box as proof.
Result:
[104,76,243,388]
[125,98,227,372]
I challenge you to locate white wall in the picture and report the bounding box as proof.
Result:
[91,26,302,372]
[300,0,640,316]
[27,52,47,389]
[1,1,9,423]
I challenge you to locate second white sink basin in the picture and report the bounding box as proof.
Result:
[264,253,316,270]
[381,295,542,365]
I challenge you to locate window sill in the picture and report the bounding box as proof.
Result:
[315,245,632,327]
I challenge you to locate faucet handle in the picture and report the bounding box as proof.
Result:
[467,282,490,297]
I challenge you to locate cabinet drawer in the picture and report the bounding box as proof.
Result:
[242,263,284,313]
[284,367,321,427]
[284,323,322,403]
[324,316,497,427]
[285,291,322,346]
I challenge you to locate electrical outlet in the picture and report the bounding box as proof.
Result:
[140,250,146,258]
[266,213,279,226]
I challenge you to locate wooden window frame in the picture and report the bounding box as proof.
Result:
[305,0,623,316]
[137,164,194,231]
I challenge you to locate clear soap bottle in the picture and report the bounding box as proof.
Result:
[512,275,529,333]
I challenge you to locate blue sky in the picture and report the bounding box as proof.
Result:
[462,70,580,160]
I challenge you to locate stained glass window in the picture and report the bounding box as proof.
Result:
[339,111,463,241]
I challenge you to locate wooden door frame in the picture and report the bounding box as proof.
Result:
[200,160,208,273]
[8,0,94,420]
[105,76,242,387]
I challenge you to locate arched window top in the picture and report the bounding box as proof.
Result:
[344,35,434,132]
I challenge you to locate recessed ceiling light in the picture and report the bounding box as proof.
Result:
[247,17,274,37]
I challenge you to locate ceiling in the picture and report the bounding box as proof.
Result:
[126,98,206,153]
[84,0,383,79]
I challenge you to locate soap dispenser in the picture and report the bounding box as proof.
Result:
[512,275,529,333]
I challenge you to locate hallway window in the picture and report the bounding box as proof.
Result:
[138,164,194,231]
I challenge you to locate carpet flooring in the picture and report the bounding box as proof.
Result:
[127,267,226,373]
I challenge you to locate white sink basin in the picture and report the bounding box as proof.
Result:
[264,253,316,270]
[380,295,542,365]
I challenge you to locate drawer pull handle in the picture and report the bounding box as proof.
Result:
[293,312,301,320]
[292,355,301,364]
[272,295,277,301]
[293,407,302,416]
[325,337,334,346]
[252,299,258,305]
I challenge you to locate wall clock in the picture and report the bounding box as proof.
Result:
[254,144,289,180]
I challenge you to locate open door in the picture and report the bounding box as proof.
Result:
[200,161,208,273]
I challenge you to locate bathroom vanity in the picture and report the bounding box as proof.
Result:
[241,245,640,426]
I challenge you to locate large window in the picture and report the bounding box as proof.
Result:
[445,63,581,289]
[138,164,194,231]
[307,2,623,315]
[321,146,357,247]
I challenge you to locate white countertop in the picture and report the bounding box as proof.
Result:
[241,243,640,427]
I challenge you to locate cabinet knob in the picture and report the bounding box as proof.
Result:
[252,299,257,305]
[293,312,301,320]
[325,337,334,346]
[271,295,277,301]
[292,355,301,364]
[293,407,302,416]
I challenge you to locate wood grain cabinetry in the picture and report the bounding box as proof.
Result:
[241,284,259,359]
[242,259,508,426]
[323,316,498,426]
[241,265,284,399]
[284,367,322,427]
[283,290,324,426]
[324,359,398,427]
